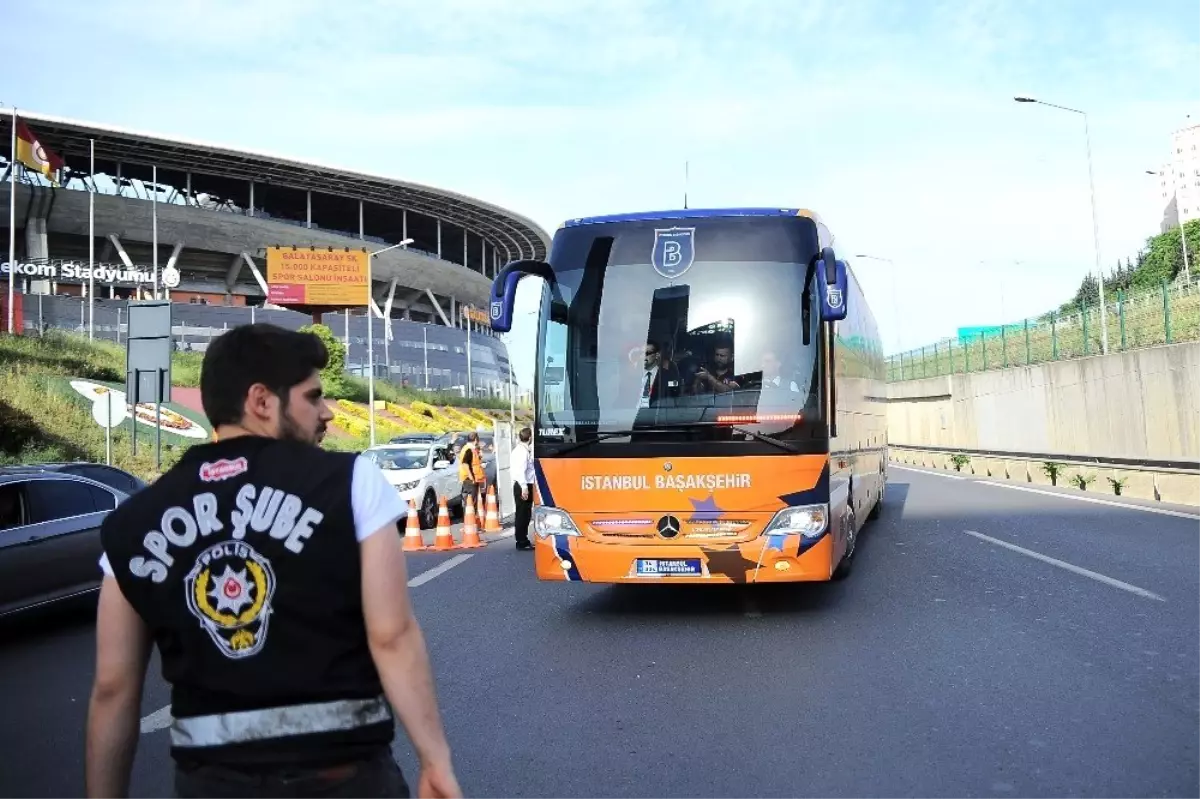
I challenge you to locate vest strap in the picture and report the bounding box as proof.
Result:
[170,695,391,748]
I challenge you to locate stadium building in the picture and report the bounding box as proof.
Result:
[0,109,549,397]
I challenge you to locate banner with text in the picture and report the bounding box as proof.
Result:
[266,247,369,307]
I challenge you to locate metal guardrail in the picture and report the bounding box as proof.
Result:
[889,443,1200,476]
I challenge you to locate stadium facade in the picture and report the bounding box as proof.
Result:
[0,109,550,398]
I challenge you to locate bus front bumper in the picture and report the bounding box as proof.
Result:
[533,533,834,584]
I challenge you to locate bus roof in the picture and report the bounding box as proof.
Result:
[561,207,826,228]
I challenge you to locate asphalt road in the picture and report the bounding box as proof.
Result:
[2,466,1197,797]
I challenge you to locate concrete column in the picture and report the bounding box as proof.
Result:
[436,220,442,259]
[306,191,312,229]
[248,181,254,217]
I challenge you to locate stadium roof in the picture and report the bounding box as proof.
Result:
[0,108,549,262]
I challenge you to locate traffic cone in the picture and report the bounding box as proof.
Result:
[461,495,485,549]
[433,497,455,551]
[402,500,426,552]
[484,485,502,534]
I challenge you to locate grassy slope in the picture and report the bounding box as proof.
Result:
[0,331,531,478]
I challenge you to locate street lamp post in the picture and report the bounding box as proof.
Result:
[1015,96,1109,354]
[366,238,413,447]
[854,253,900,354]
[1146,170,1192,284]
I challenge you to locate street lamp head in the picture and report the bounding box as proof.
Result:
[1014,96,1037,103]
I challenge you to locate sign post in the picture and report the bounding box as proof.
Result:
[126,300,173,468]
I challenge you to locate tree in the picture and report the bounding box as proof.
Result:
[1073,272,1099,308]
[297,322,349,398]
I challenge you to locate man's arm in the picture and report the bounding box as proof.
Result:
[86,576,152,798]
[360,527,460,797]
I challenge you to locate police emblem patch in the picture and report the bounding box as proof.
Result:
[651,227,696,279]
[185,541,277,659]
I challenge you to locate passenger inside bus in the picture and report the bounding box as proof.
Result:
[691,338,741,394]
[622,339,682,408]
[756,349,800,394]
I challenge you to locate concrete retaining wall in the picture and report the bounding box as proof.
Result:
[889,342,1200,461]
[888,342,1200,506]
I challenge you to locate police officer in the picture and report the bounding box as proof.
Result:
[457,431,486,509]
[85,323,461,799]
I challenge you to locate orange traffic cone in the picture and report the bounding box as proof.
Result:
[461,495,485,549]
[484,485,502,534]
[433,496,455,551]
[402,500,426,552]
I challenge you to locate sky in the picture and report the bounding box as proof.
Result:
[2,0,1197,389]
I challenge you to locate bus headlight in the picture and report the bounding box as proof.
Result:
[534,507,580,538]
[763,504,828,539]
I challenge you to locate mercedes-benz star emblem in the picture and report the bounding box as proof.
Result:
[656,515,680,539]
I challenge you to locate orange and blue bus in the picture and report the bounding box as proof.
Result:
[489,208,887,583]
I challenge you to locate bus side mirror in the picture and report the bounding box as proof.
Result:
[489,259,556,333]
[817,250,848,322]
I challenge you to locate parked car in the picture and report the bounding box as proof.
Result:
[0,469,131,617]
[2,462,146,495]
[361,442,462,529]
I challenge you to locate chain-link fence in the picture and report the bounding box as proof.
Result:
[15,294,523,401]
[886,276,1200,382]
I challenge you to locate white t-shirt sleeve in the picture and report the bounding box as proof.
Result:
[98,551,114,577]
[351,455,409,543]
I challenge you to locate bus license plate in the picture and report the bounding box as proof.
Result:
[636,558,702,576]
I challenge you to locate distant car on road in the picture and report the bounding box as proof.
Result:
[361,442,461,529]
[0,469,132,617]
[387,433,441,445]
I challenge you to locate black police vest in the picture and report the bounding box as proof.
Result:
[101,435,393,767]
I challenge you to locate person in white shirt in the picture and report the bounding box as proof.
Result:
[510,427,536,550]
[760,350,800,393]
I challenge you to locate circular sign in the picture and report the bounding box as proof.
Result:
[90,390,128,429]
[161,265,181,289]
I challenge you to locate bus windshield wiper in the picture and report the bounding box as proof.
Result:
[724,426,803,454]
[544,424,803,456]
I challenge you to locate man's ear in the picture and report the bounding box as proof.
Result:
[244,383,279,424]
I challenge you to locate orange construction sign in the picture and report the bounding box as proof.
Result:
[266,247,369,307]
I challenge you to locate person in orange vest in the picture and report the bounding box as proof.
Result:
[458,431,487,510]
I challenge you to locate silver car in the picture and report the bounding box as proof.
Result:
[0,470,128,617]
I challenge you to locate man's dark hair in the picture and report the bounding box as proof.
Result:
[519,427,532,443]
[200,323,329,428]
[467,431,479,442]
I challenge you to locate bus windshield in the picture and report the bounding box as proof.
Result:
[536,216,826,457]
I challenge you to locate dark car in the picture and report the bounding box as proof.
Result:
[388,433,442,445]
[3,462,146,495]
[0,469,130,617]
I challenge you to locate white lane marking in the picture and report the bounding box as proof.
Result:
[964,529,1166,602]
[140,552,477,734]
[140,704,173,734]
[893,465,1200,521]
[408,553,474,587]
